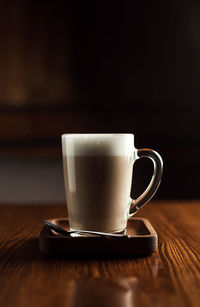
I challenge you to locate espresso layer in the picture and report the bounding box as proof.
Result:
[63,155,134,232]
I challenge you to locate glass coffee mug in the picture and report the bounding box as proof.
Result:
[62,134,163,234]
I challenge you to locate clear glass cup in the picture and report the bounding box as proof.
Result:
[62,134,163,233]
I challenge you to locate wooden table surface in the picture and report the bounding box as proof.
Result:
[0,201,200,307]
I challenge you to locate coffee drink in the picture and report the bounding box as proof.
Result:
[62,133,163,233]
[62,134,134,233]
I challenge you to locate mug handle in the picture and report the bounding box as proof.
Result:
[128,148,163,218]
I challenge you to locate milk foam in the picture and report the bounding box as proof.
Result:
[62,134,134,156]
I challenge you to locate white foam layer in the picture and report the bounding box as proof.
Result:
[62,134,134,156]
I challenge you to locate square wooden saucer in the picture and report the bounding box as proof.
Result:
[39,217,158,258]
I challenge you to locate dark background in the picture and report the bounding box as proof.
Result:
[0,0,199,202]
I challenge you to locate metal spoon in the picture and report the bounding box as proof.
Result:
[43,219,128,238]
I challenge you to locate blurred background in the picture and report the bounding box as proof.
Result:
[0,0,199,203]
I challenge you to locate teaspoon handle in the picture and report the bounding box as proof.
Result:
[43,219,71,236]
[43,219,128,238]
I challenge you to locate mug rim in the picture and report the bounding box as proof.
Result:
[62,133,134,137]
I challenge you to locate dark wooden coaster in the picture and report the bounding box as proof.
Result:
[39,218,158,258]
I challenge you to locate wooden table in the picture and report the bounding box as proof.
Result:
[0,201,200,307]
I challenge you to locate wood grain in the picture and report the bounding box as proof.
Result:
[0,201,200,307]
